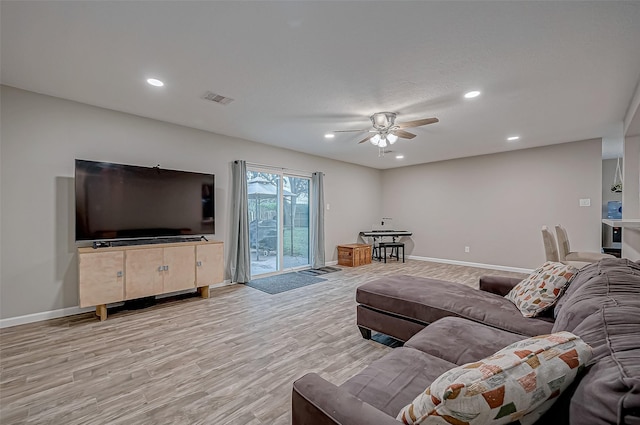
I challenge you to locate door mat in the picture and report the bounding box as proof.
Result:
[297,266,342,276]
[246,272,327,295]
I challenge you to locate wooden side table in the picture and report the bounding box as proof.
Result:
[337,244,372,267]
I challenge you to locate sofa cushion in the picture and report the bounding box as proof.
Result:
[404,317,524,366]
[396,332,592,425]
[553,258,640,333]
[357,275,554,337]
[505,262,578,318]
[552,260,600,319]
[565,305,640,424]
[340,347,456,418]
[549,258,640,424]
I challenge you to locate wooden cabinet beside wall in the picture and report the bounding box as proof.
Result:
[78,240,223,321]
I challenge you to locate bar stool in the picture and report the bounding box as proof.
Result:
[379,242,405,263]
[555,224,615,263]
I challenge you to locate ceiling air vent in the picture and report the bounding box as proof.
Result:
[201,91,234,105]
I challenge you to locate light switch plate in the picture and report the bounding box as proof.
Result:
[579,198,591,207]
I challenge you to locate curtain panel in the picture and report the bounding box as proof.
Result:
[228,160,251,283]
[310,172,325,269]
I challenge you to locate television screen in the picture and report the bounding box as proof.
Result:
[75,159,214,241]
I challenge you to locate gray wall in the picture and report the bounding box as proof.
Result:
[0,84,609,320]
[0,86,382,319]
[381,139,603,269]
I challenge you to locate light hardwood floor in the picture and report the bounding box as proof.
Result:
[0,260,525,425]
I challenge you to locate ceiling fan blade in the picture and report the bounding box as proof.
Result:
[333,129,368,133]
[397,117,439,128]
[392,129,417,139]
[358,134,374,144]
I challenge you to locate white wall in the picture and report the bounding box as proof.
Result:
[622,136,640,260]
[0,86,382,319]
[381,140,603,269]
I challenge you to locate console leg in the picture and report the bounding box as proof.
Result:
[198,285,210,299]
[96,304,107,321]
[358,326,372,340]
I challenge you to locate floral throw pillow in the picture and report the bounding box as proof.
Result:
[505,261,579,318]
[397,331,592,425]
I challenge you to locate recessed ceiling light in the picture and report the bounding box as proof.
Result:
[507,136,520,141]
[464,90,481,99]
[395,154,404,159]
[146,78,164,87]
[324,133,335,139]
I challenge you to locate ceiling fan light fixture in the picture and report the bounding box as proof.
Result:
[371,112,396,130]
[345,111,437,148]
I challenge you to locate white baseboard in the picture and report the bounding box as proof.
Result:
[0,280,236,329]
[408,255,533,275]
[0,305,96,329]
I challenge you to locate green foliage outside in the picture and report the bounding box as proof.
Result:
[283,226,309,257]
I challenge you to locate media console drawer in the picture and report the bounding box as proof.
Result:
[337,244,372,267]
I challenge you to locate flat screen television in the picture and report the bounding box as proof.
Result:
[75,159,214,241]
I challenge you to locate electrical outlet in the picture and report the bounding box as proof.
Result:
[465,246,470,253]
[579,198,591,207]
[326,203,330,210]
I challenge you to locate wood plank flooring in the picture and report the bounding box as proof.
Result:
[0,260,524,425]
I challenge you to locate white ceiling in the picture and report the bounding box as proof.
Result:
[2,1,640,169]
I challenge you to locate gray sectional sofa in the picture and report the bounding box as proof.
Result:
[292,258,640,424]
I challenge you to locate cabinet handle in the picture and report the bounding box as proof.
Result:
[117,271,123,278]
[196,261,202,267]
[158,266,163,272]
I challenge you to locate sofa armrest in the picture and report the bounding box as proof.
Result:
[479,275,522,296]
[292,373,401,425]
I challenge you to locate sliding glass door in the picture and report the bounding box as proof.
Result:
[247,168,311,277]
[247,170,280,275]
[283,176,309,269]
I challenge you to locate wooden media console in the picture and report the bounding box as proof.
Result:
[78,240,224,321]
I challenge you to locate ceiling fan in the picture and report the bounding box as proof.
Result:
[331,112,439,148]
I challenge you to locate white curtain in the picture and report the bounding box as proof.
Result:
[228,160,251,282]
[310,172,325,269]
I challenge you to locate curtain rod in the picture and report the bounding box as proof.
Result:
[242,161,322,176]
